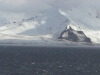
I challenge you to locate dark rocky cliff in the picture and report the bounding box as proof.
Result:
[59,26,92,43]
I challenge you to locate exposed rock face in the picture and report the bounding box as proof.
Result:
[59,26,92,43]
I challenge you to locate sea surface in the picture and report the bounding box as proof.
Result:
[0,46,99,75]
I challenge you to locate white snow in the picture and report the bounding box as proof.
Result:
[0,9,68,38]
[59,9,100,44]
[0,2,100,45]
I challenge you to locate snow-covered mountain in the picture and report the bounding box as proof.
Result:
[0,9,68,39]
[59,9,100,44]
[0,7,99,45]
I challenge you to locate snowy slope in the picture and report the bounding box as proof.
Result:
[0,7,99,44]
[0,9,68,38]
[59,9,100,44]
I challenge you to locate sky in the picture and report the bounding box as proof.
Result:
[0,0,55,17]
[0,0,57,22]
[0,0,100,22]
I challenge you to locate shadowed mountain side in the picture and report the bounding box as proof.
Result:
[59,26,92,43]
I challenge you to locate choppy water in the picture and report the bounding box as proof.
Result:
[0,46,99,75]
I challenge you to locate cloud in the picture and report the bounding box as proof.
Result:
[0,0,56,21]
[0,0,55,15]
[0,0,100,21]
[0,0,100,14]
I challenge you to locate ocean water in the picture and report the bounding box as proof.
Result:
[0,46,99,75]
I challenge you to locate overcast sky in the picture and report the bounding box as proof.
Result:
[0,0,56,21]
[0,0,55,15]
[0,0,99,22]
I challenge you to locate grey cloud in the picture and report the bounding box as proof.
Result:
[0,0,55,15]
[0,0,100,21]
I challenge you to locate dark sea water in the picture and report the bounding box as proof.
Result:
[0,46,100,75]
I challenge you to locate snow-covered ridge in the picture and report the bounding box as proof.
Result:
[0,8,99,44]
[0,9,68,37]
[59,9,100,44]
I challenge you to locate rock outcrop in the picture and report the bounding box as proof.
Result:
[59,26,92,43]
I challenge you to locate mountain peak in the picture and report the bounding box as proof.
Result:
[59,25,92,43]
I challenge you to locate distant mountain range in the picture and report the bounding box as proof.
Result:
[0,8,99,45]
